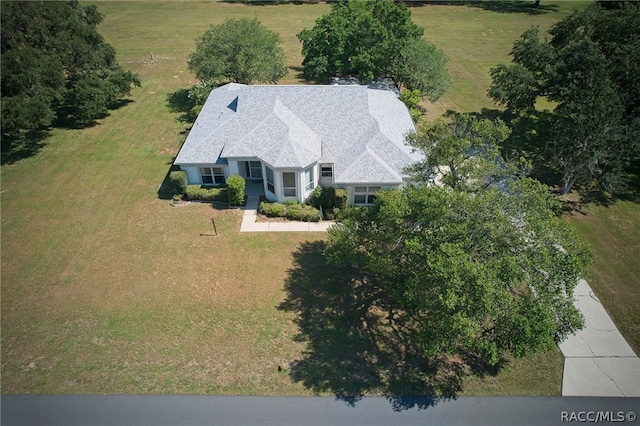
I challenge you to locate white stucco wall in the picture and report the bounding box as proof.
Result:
[181,166,200,185]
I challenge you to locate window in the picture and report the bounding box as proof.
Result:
[321,165,333,177]
[354,186,381,205]
[266,167,275,194]
[212,168,225,184]
[200,167,213,184]
[200,167,225,185]
[304,167,314,191]
[283,172,297,197]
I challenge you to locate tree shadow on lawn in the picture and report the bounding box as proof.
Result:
[290,66,310,84]
[1,129,49,165]
[221,0,322,5]
[561,172,640,214]
[279,240,496,411]
[405,1,558,15]
[53,99,135,130]
[159,89,198,200]
[1,99,135,165]
[157,163,181,200]
[166,88,198,130]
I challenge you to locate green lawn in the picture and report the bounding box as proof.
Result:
[1,0,612,397]
[565,200,640,355]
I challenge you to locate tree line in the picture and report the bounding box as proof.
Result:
[186,1,451,102]
[1,1,141,158]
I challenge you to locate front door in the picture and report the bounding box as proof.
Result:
[245,160,263,181]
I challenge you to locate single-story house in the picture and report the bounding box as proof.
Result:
[173,83,422,205]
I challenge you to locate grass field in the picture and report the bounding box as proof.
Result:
[1,0,621,398]
[565,199,640,355]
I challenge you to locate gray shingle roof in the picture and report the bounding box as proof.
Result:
[174,83,422,184]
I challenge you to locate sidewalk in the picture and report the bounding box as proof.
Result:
[559,279,640,396]
[240,196,334,232]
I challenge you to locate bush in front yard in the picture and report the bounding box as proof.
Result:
[286,203,322,222]
[307,186,349,219]
[307,186,325,209]
[259,201,321,222]
[259,201,287,217]
[227,175,245,206]
[170,170,188,194]
[185,185,227,202]
[334,188,349,210]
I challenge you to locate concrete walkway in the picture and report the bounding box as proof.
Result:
[559,279,640,396]
[240,196,334,232]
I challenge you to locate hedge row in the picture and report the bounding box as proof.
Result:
[259,201,322,222]
[185,185,228,202]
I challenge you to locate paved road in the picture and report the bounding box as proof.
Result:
[2,395,639,426]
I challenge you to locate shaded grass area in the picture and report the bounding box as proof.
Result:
[436,1,558,16]
[1,1,593,396]
[279,241,462,409]
[279,241,562,404]
[565,199,640,355]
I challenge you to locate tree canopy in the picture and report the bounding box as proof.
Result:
[322,114,592,372]
[188,18,288,86]
[405,114,520,192]
[326,179,590,367]
[297,0,450,100]
[488,4,640,194]
[1,1,140,147]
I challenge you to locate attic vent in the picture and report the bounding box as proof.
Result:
[227,97,238,112]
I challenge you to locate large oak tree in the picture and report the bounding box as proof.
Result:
[323,115,591,372]
[297,0,450,101]
[188,18,287,86]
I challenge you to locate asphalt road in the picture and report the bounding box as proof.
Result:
[2,395,639,426]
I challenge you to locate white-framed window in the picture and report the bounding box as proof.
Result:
[321,165,333,177]
[200,167,225,185]
[283,172,297,197]
[304,167,314,191]
[265,167,275,194]
[354,186,381,205]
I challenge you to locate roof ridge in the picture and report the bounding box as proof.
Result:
[272,98,321,167]
[365,143,403,181]
[221,111,273,158]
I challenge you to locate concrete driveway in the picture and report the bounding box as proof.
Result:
[559,279,640,396]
